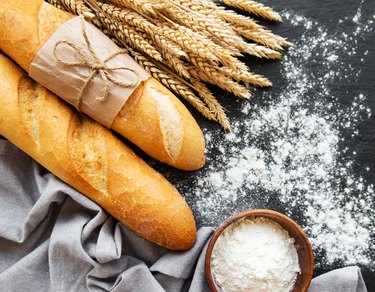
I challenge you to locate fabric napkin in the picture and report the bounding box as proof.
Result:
[308,266,367,292]
[0,139,368,292]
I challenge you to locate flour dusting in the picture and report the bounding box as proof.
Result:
[178,3,375,269]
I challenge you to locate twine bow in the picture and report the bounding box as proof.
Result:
[53,15,139,111]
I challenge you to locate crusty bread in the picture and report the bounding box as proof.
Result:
[0,53,196,250]
[0,0,205,171]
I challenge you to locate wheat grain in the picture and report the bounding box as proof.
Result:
[216,7,291,49]
[191,79,231,130]
[159,52,191,80]
[156,2,245,48]
[57,0,95,19]
[105,0,157,17]
[155,22,219,64]
[234,27,280,51]
[217,9,261,29]
[187,60,251,99]
[160,5,281,59]
[158,21,248,71]
[170,0,290,51]
[173,0,287,52]
[49,0,64,10]
[175,0,240,37]
[218,67,272,87]
[97,2,186,59]
[234,26,291,51]
[88,7,164,61]
[221,0,282,22]
[242,43,282,59]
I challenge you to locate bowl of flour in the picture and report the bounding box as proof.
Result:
[205,209,314,292]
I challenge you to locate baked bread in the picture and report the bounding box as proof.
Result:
[0,53,196,250]
[0,0,205,171]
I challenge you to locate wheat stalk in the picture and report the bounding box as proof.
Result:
[234,27,280,51]
[84,0,231,126]
[242,43,282,59]
[157,20,245,71]
[172,0,240,38]
[174,0,286,55]
[105,0,157,17]
[155,3,246,50]
[98,17,227,125]
[191,79,230,130]
[55,0,95,19]
[49,0,64,10]
[154,22,219,64]
[50,0,289,130]
[218,67,272,87]
[87,5,164,61]
[217,9,262,29]
[187,63,251,99]
[97,2,186,59]
[92,18,228,127]
[128,49,226,125]
[161,7,281,60]
[221,0,282,22]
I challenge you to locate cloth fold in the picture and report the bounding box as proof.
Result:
[0,140,369,292]
[308,266,367,292]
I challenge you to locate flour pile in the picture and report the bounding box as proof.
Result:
[171,4,375,268]
[211,217,300,292]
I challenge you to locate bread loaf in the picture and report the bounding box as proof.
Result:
[0,0,205,171]
[0,53,196,250]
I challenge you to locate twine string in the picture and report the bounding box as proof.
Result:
[53,15,140,111]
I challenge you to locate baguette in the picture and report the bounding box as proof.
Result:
[0,53,196,250]
[0,0,205,171]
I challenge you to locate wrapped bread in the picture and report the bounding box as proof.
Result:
[0,0,205,171]
[0,53,196,250]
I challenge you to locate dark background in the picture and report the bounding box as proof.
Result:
[3,0,373,289]
[139,0,375,290]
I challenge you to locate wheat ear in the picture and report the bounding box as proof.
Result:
[49,0,289,130]
[187,60,251,99]
[191,79,231,130]
[48,0,65,10]
[56,0,95,19]
[155,3,246,49]
[218,67,272,87]
[83,2,164,62]
[105,0,157,17]
[221,0,282,22]
[129,49,223,122]
[155,22,219,64]
[97,2,186,59]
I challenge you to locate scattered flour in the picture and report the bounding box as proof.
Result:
[168,2,375,269]
[327,54,338,62]
[211,217,300,292]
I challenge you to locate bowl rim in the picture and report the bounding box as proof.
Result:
[205,209,314,292]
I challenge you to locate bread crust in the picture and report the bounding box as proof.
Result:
[0,0,205,170]
[0,54,196,250]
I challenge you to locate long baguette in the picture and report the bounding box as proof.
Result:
[0,0,205,171]
[0,53,196,250]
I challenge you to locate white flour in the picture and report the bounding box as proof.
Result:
[211,217,300,292]
[175,1,375,269]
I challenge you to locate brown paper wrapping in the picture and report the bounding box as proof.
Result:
[29,16,150,128]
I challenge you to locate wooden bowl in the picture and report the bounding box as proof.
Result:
[205,209,314,292]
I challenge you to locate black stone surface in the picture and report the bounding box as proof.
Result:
[139,0,375,289]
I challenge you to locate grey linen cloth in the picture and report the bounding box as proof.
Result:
[0,139,368,292]
[308,267,367,292]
